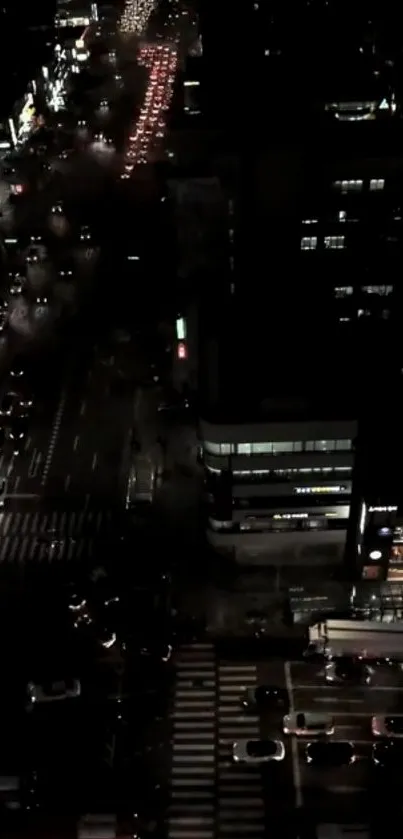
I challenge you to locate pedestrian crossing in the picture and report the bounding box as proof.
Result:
[0,509,113,563]
[217,662,265,839]
[169,642,217,839]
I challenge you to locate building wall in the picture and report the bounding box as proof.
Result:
[208,528,346,566]
[200,416,357,566]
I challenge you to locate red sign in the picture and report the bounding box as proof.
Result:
[177,342,187,360]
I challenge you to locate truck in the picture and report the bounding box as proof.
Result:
[306,618,403,661]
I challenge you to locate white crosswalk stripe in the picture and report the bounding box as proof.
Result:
[169,643,216,839]
[217,662,265,839]
[0,509,113,563]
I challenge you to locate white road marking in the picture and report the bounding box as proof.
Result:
[14,476,20,491]
[29,452,42,480]
[314,697,365,704]
[41,390,66,486]
[73,435,79,451]
[92,453,98,470]
[296,685,403,691]
[326,786,367,794]
[80,401,86,416]
[285,661,303,808]
[24,435,31,452]
[64,474,71,490]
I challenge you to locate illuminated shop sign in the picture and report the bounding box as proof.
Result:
[176,317,186,341]
[295,485,347,495]
[369,506,397,513]
[177,342,187,360]
[273,513,308,520]
[17,93,36,137]
[56,15,90,27]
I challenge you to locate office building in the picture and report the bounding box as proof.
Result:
[55,0,98,28]
[199,287,359,567]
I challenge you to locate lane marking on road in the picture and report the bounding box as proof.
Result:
[64,474,71,490]
[29,452,42,480]
[285,661,303,808]
[80,401,86,416]
[28,450,37,476]
[14,476,20,491]
[74,435,80,451]
[314,697,365,704]
[41,390,67,487]
[24,436,31,452]
[326,786,367,794]
[295,685,403,691]
[92,453,98,471]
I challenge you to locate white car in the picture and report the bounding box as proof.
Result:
[372,715,403,738]
[26,678,81,707]
[283,711,334,736]
[232,739,285,764]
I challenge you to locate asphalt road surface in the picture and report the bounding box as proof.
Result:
[41,343,133,505]
[165,645,403,839]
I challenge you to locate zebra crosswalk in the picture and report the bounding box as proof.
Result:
[169,642,217,839]
[0,509,113,563]
[217,662,265,839]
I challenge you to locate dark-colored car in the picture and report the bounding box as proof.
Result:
[372,739,403,769]
[0,392,17,417]
[241,685,289,712]
[325,657,372,685]
[305,741,356,767]
[9,416,29,454]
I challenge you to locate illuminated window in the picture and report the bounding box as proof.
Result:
[333,180,363,193]
[251,443,273,454]
[361,285,393,296]
[302,219,318,225]
[324,235,345,250]
[334,286,353,298]
[301,236,317,250]
[205,439,352,457]
[204,442,235,455]
[370,178,385,191]
[335,439,352,450]
[272,442,294,454]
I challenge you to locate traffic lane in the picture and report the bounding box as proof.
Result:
[284,660,403,820]
[298,741,372,821]
[256,658,383,818]
[44,365,132,498]
[64,389,131,499]
[288,660,403,714]
[2,378,75,497]
[290,659,403,688]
